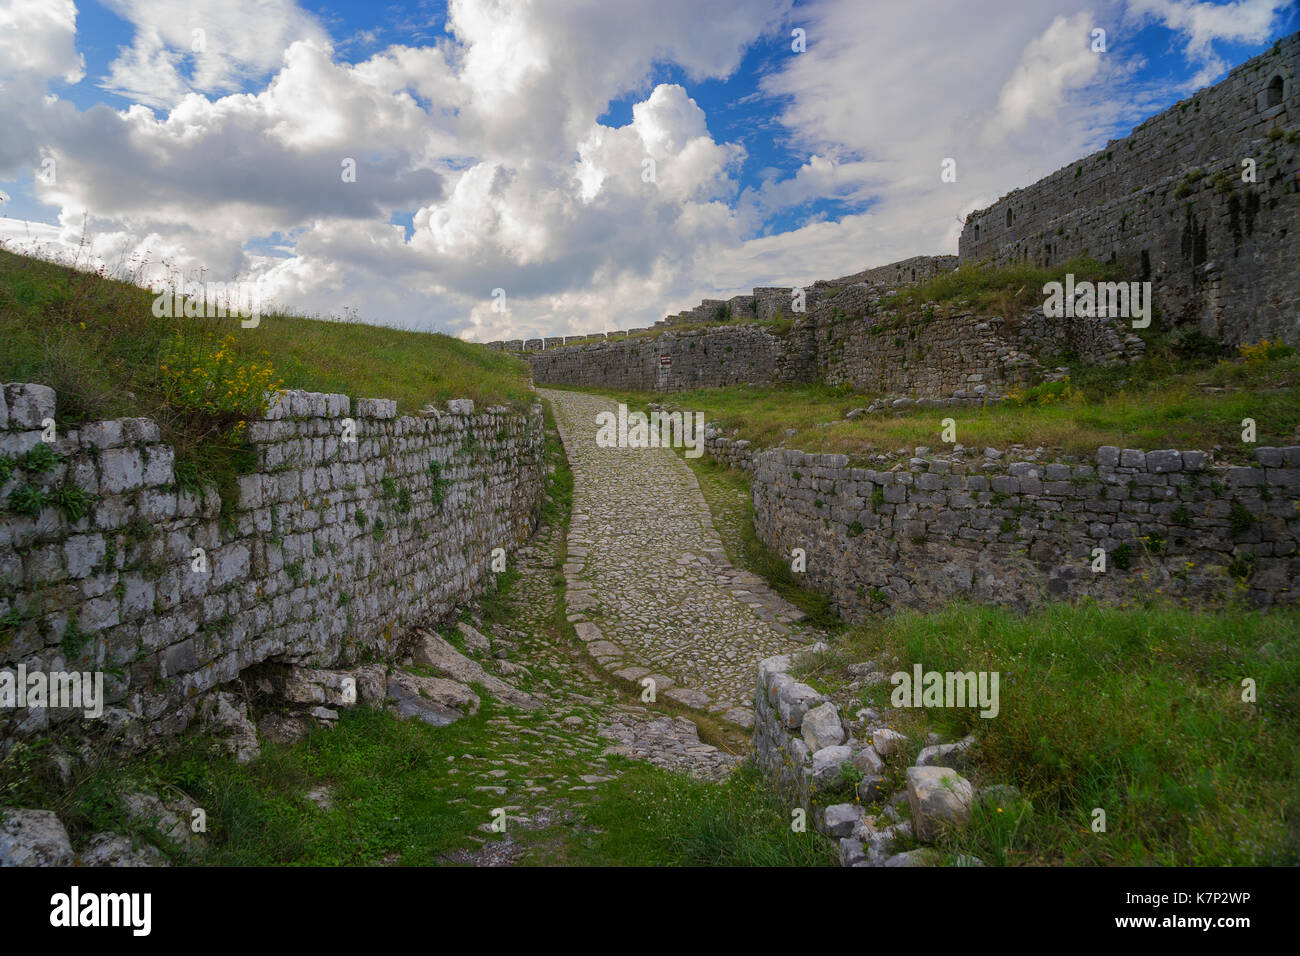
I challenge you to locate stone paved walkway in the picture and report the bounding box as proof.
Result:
[423,484,741,865]
[542,389,811,726]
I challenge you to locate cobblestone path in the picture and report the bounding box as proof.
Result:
[542,388,812,727]
[439,502,739,864]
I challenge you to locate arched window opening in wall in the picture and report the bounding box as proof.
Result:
[1006,208,1013,228]
[973,223,980,241]
[1266,75,1284,108]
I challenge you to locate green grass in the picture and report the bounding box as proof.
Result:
[878,256,1127,315]
[568,760,837,866]
[0,701,593,866]
[0,710,834,867]
[570,346,1299,463]
[538,399,575,531]
[840,602,1300,866]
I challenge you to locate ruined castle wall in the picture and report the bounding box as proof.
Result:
[819,311,1042,397]
[959,33,1300,345]
[521,278,1145,398]
[831,255,959,289]
[0,383,545,738]
[706,433,1299,622]
[820,307,1145,398]
[525,325,796,392]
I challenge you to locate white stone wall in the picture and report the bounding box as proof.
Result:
[0,383,545,739]
[706,432,1300,620]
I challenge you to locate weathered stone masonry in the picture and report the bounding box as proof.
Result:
[525,299,1144,399]
[523,325,796,393]
[961,32,1300,346]
[0,382,545,739]
[707,432,1299,621]
[520,251,1144,397]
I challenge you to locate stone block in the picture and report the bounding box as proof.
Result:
[3,384,55,430]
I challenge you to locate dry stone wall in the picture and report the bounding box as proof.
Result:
[960,32,1300,345]
[520,253,1143,396]
[706,431,1299,621]
[523,325,794,392]
[752,646,993,867]
[0,382,545,740]
[821,307,1145,399]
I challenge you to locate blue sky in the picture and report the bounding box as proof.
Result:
[1,0,1296,339]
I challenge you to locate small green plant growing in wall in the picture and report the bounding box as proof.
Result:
[6,484,48,517]
[1229,502,1256,535]
[60,615,90,660]
[1174,168,1204,198]
[1111,542,1133,570]
[1226,553,1256,582]
[429,459,451,506]
[51,485,93,523]
[22,444,62,474]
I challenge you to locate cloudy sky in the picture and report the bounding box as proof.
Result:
[0,0,1295,341]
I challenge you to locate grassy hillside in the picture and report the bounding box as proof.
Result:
[0,248,533,420]
[0,247,533,506]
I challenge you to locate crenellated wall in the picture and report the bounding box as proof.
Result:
[0,383,545,740]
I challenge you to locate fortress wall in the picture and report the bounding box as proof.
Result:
[525,325,796,392]
[0,383,545,739]
[959,32,1300,345]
